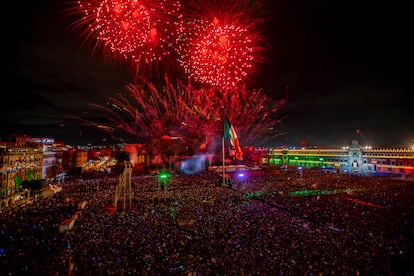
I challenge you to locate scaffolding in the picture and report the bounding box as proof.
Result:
[114,162,132,213]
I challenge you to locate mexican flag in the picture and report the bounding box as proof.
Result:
[224,117,243,160]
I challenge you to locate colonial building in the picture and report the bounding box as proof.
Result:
[0,136,69,211]
[0,141,43,209]
[267,140,414,176]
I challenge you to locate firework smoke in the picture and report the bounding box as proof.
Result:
[82,76,285,148]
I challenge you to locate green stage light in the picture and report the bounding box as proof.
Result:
[158,172,170,182]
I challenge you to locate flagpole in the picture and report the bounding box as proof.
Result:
[222,105,225,186]
[222,136,225,186]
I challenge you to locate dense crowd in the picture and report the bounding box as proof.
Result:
[1,168,414,275]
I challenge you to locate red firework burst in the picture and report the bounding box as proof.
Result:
[68,0,183,70]
[177,0,266,90]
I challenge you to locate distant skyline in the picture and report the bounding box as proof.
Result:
[2,0,413,147]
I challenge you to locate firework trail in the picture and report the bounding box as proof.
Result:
[82,76,285,148]
[177,0,266,90]
[66,0,184,74]
[83,76,216,143]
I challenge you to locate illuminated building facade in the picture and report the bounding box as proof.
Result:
[0,142,43,209]
[0,136,69,211]
[267,140,414,176]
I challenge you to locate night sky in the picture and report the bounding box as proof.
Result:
[2,0,412,147]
